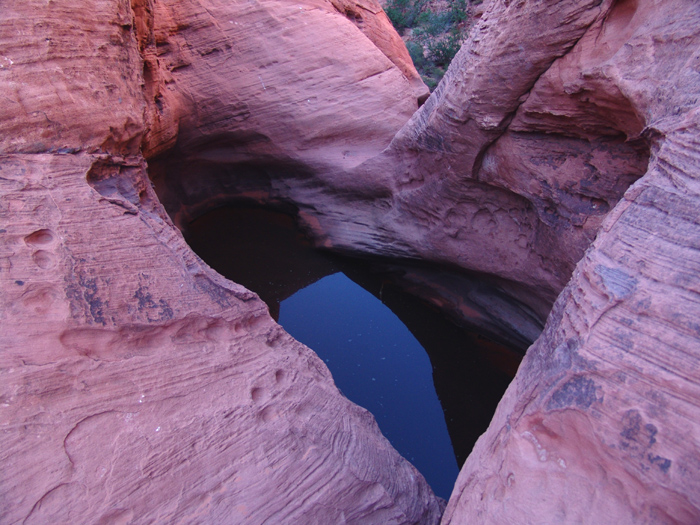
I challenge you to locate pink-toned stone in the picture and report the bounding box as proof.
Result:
[138,0,426,164]
[150,0,645,330]
[0,0,442,522]
[3,0,700,521]
[441,0,700,522]
[0,152,442,523]
[0,0,146,155]
[443,112,700,523]
[328,0,430,103]
[331,0,640,311]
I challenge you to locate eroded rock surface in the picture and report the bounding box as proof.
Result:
[147,0,700,520]
[444,113,700,523]
[331,0,650,315]
[0,0,442,522]
[440,0,700,522]
[148,0,655,346]
[139,0,427,218]
[3,0,700,521]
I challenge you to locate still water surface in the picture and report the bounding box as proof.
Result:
[280,272,458,499]
[186,205,520,500]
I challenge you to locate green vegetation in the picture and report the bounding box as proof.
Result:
[386,0,476,90]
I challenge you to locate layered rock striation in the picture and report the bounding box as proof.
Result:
[145,0,700,520]
[444,109,700,523]
[2,0,700,522]
[148,0,670,350]
[0,0,442,522]
[438,0,700,522]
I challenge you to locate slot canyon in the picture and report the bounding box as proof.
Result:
[1,0,699,523]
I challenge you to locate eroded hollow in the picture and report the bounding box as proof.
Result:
[149,119,649,502]
[185,203,524,499]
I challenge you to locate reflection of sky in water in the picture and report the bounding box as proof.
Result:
[279,272,459,500]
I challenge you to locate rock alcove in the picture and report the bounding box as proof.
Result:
[3,0,700,522]
[184,203,525,499]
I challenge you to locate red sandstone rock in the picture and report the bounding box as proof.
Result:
[148,0,644,333]
[444,113,700,523]
[328,0,430,103]
[138,0,426,164]
[441,0,700,522]
[3,0,700,521]
[145,0,700,520]
[0,0,442,522]
[152,0,697,520]
[326,0,635,312]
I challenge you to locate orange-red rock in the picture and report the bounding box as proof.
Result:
[3,0,700,521]
[0,0,441,522]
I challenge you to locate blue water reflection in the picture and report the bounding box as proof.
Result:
[279,272,459,500]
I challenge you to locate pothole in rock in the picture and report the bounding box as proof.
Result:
[185,204,523,500]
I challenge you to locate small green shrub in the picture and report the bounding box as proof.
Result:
[385,0,426,30]
[427,33,461,68]
[415,10,452,36]
[449,0,468,24]
[386,0,472,91]
[406,41,426,69]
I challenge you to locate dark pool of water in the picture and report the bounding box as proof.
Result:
[279,272,458,498]
[186,205,522,500]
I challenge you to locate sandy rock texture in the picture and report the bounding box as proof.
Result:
[148,0,656,348]
[139,0,427,213]
[445,115,700,524]
[150,0,700,518]
[326,0,650,319]
[0,0,442,523]
[3,0,700,521]
[440,0,700,522]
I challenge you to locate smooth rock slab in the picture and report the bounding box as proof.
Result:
[0,154,442,523]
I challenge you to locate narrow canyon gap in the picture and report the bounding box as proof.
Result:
[1,0,699,523]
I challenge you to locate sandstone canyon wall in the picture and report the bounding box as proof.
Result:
[435,0,700,522]
[147,0,663,350]
[0,0,442,523]
[2,0,700,522]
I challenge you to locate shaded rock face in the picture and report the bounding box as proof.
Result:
[139,0,427,200]
[147,0,700,521]
[2,0,700,523]
[333,0,653,315]
[149,0,653,344]
[0,0,442,523]
[439,0,700,522]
